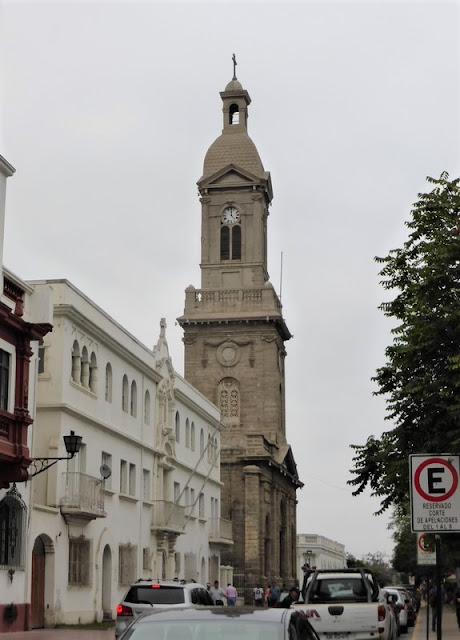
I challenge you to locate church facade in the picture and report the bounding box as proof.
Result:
[178,73,302,599]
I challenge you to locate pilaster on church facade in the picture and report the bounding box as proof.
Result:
[179,70,302,600]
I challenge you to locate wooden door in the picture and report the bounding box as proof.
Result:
[31,538,45,628]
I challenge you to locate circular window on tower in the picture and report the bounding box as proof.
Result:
[216,342,240,367]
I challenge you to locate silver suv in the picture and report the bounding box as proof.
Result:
[115,579,213,638]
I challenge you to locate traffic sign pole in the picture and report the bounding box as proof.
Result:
[435,536,442,640]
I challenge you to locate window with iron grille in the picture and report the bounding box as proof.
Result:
[0,484,26,568]
[0,349,10,411]
[119,544,137,585]
[68,537,90,585]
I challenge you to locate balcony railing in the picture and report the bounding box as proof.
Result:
[183,286,282,316]
[60,472,106,524]
[151,500,186,535]
[208,517,233,546]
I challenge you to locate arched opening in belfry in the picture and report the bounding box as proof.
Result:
[232,225,241,259]
[221,226,230,260]
[220,226,241,261]
[229,103,240,125]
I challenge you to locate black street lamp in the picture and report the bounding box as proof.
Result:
[29,431,82,478]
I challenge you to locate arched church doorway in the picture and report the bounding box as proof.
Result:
[102,544,112,620]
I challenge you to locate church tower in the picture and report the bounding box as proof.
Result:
[178,68,302,599]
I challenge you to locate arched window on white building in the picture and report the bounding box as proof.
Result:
[185,418,190,448]
[71,341,81,383]
[191,422,195,451]
[144,390,150,424]
[81,346,89,388]
[122,375,129,412]
[130,380,137,417]
[89,352,98,394]
[175,411,180,443]
[105,363,112,402]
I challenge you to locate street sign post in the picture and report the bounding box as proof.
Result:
[416,532,436,565]
[409,454,460,532]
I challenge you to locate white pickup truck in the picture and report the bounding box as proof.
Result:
[291,568,396,640]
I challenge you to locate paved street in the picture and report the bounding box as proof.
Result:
[1,603,458,639]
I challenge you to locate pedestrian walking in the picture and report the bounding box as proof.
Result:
[429,583,447,632]
[224,582,238,606]
[253,584,265,607]
[268,583,280,607]
[210,579,226,605]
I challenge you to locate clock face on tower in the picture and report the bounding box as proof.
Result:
[221,206,240,224]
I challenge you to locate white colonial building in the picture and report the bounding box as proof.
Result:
[297,533,346,583]
[25,279,232,627]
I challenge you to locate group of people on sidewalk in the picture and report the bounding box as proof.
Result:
[252,583,300,608]
[206,581,238,606]
[205,580,300,608]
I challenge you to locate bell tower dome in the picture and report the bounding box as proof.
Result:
[178,65,301,597]
[197,72,273,292]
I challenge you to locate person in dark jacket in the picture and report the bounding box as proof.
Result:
[277,586,300,608]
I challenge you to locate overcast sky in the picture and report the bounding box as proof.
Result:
[1,0,459,560]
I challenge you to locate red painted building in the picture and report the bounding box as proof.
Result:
[0,156,52,631]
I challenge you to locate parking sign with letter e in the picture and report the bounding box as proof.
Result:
[410,454,460,532]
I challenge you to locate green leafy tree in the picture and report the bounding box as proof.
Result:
[390,514,418,576]
[349,173,460,515]
[347,551,395,586]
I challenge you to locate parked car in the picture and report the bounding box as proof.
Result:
[391,587,416,627]
[397,585,419,622]
[385,592,401,636]
[117,605,321,640]
[382,587,410,633]
[295,568,394,640]
[115,579,213,638]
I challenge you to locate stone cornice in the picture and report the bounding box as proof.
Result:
[36,402,165,453]
[36,402,220,481]
[0,155,15,177]
[53,304,163,383]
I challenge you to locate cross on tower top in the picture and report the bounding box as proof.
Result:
[232,53,237,80]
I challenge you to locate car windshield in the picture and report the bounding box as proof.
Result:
[125,586,185,605]
[311,578,368,602]
[123,621,283,640]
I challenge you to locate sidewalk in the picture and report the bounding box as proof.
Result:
[413,603,459,640]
